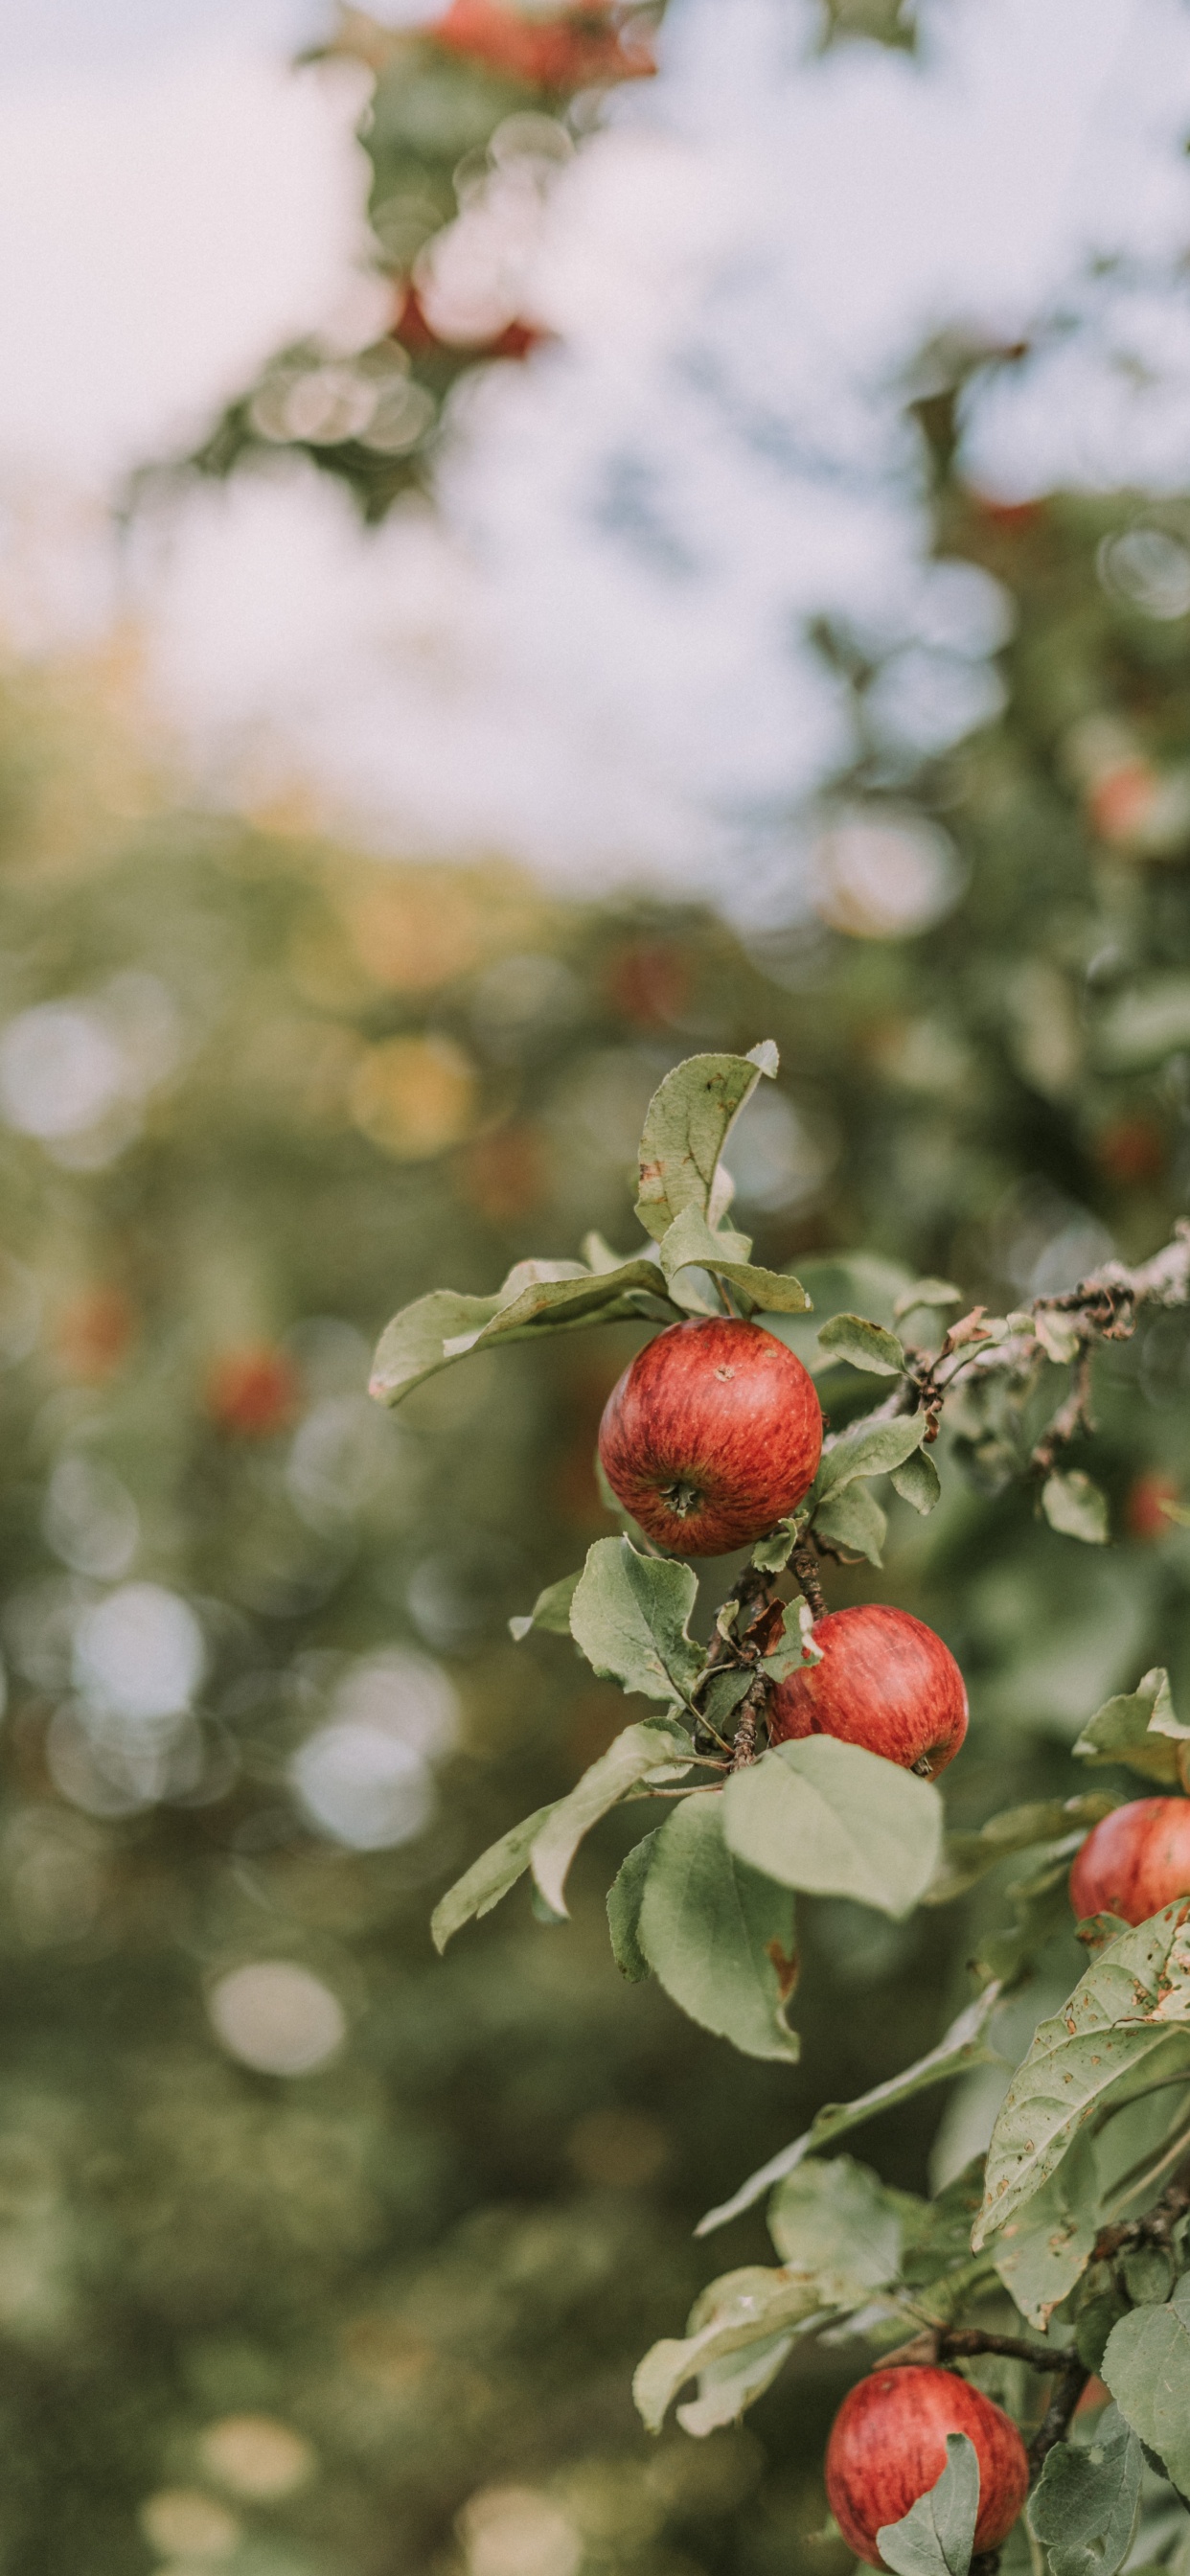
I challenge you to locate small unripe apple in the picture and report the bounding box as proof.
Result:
[598,1319,822,1556]
[767,1604,967,1779]
[825,2366,1029,2567]
[1069,1797,1190,1926]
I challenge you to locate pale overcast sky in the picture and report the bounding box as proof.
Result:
[1,0,1188,898]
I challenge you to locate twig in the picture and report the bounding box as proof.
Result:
[1031,1348,1094,1477]
[1094,2151,1190,2258]
[790,1540,826,1619]
[880,2327,1072,2375]
[939,2330,1072,2374]
[1027,2359,1088,2476]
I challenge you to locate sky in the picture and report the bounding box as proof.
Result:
[2,0,1190,899]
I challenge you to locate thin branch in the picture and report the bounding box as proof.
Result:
[1095,2152,1190,2258]
[1027,2359,1088,2476]
[939,2330,1072,2374]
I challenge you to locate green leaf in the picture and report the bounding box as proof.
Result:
[606,1831,658,1982]
[636,1794,800,2062]
[568,1537,702,1705]
[697,1981,1004,2234]
[1075,2282,1131,2376]
[973,1846,1086,1990]
[1097,976,1190,1070]
[1073,1668,1190,1786]
[815,1409,927,1499]
[508,1570,582,1642]
[767,2154,910,2297]
[900,2158,986,2300]
[894,1279,963,1322]
[1029,2422,1142,2576]
[992,2130,1098,2329]
[1042,1470,1110,1546]
[632,2263,823,2434]
[1104,2275,1190,2500]
[877,2433,980,2576]
[974,1905,1190,2248]
[530,1720,692,1918]
[751,1517,806,1573]
[431,1803,557,1953]
[759,1596,821,1684]
[812,1479,887,1564]
[674,2334,797,2437]
[723,1738,942,1919]
[891,1448,943,1514]
[925,1797,1119,1906]
[817,1312,905,1375]
[1034,1309,1082,1366]
[370,1254,666,1405]
[656,1206,810,1313]
[700,1667,754,1735]
[634,1047,777,1244]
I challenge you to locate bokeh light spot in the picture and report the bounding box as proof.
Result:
[458,2486,582,2576]
[812,815,965,938]
[199,2413,315,2501]
[208,1964,346,2077]
[139,2488,240,2561]
[73,1583,204,1722]
[350,1033,477,1158]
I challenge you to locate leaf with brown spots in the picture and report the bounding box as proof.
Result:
[634,1046,778,1244]
[974,1901,1190,2247]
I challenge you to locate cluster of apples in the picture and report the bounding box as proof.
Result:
[598,1317,969,1780]
[601,1317,1190,1933]
[601,1319,1190,2560]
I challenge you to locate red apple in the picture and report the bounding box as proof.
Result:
[597,1319,822,1556]
[1069,1797,1190,1926]
[825,2366,1029,2568]
[435,0,654,90]
[767,1604,967,1779]
[206,1346,299,1439]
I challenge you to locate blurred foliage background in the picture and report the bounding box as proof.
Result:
[8,5,1190,2576]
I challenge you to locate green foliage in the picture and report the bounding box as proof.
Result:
[813,1408,927,1497]
[927,1796,1117,1905]
[812,1476,890,1562]
[568,1536,702,1704]
[530,1717,693,1915]
[817,1311,906,1374]
[722,1738,942,1915]
[1042,1469,1111,1545]
[975,1908,1190,2245]
[891,1445,943,1512]
[606,1828,657,1981]
[635,1796,801,2061]
[1104,2277,1190,2498]
[1029,2425,1142,2576]
[878,2434,980,2576]
[431,1799,557,1949]
[370,1251,666,1403]
[698,1982,1005,2233]
[767,2153,913,2286]
[1073,1668,1190,1784]
[508,1566,582,1638]
[632,2265,825,2435]
[32,199,1190,2564]
[990,2130,1098,2328]
[634,1044,777,1240]
[657,1203,811,1313]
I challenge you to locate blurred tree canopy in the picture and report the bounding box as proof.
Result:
[9,6,1190,2573]
[8,422,1190,2572]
